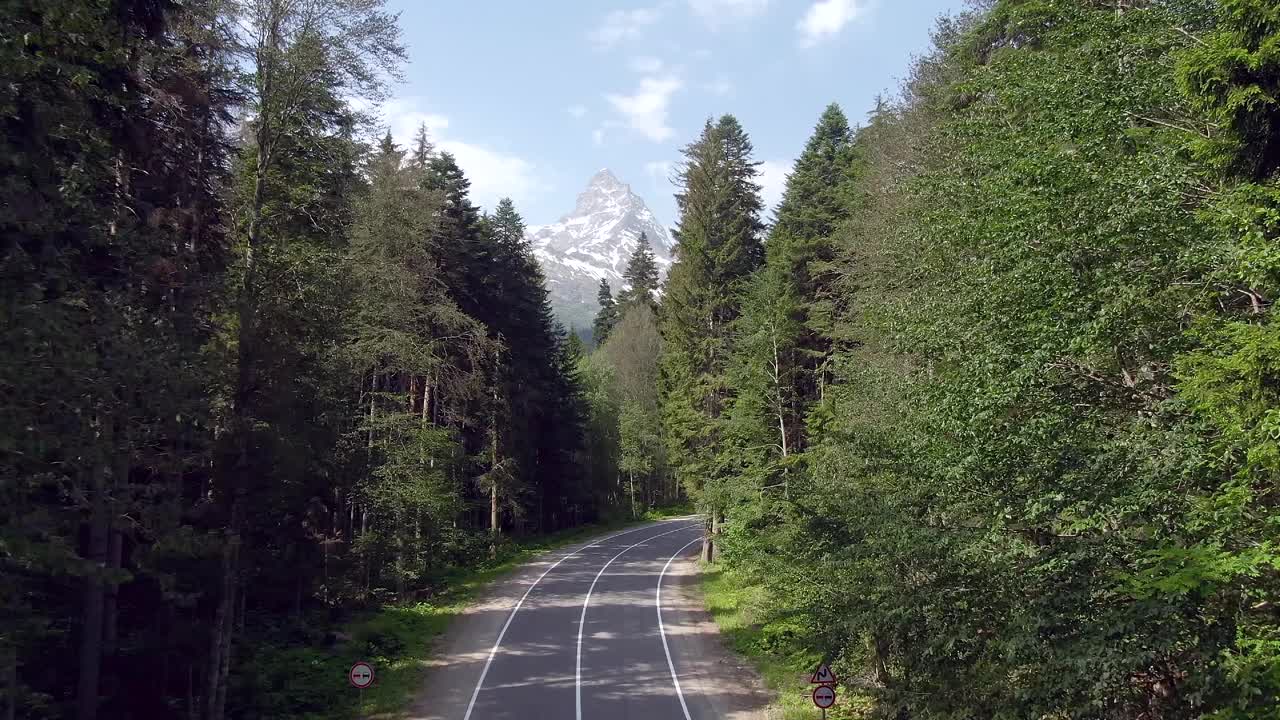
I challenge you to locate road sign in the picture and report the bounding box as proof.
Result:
[810,663,837,685]
[349,661,375,689]
[813,685,836,709]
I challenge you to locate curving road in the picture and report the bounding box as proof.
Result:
[410,519,768,720]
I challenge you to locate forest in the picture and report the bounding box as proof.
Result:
[664,0,1280,718]
[0,0,672,717]
[2,0,1279,718]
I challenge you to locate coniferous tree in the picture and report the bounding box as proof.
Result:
[0,2,235,716]
[726,104,857,502]
[659,115,764,560]
[617,232,660,311]
[593,279,620,345]
[409,123,435,172]
[345,131,487,597]
[425,152,487,317]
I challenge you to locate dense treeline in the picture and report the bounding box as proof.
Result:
[0,2,634,718]
[584,233,675,517]
[664,0,1280,717]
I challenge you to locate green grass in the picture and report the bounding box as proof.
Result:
[699,563,873,720]
[233,509,699,720]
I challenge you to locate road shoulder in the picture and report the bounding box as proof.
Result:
[664,554,777,720]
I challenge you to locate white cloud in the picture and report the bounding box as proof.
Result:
[758,159,791,214]
[629,56,665,73]
[590,6,664,49]
[379,98,544,212]
[705,77,733,96]
[689,0,769,25]
[567,104,588,119]
[645,160,675,184]
[370,98,450,142]
[797,0,867,47]
[437,139,542,211]
[605,75,683,142]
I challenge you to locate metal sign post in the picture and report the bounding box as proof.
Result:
[813,684,836,713]
[811,663,837,717]
[349,661,375,718]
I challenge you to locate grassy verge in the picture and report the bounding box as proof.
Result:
[699,563,873,720]
[233,508,698,720]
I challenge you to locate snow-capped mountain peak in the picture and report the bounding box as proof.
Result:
[528,169,672,332]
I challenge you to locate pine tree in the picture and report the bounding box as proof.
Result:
[425,152,487,316]
[212,1,405,715]
[0,2,235,716]
[593,279,620,345]
[409,123,435,171]
[345,130,485,597]
[726,104,857,500]
[659,115,764,561]
[617,232,660,310]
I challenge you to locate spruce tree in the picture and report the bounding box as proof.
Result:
[425,152,487,316]
[0,2,235,716]
[409,122,435,171]
[726,103,857,498]
[617,232,660,310]
[593,279,620,345]
[659,115,764,560]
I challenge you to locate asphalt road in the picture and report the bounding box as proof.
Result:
[411,519,768,720]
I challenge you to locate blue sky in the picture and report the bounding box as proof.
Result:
[379,0,967,228]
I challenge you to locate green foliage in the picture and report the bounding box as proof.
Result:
[0,3,598,719]
[709,2,1280,719]
[660,115,765,515]
[593,278,620,345]
[1178,0,1280,178]
[617,233,661,312]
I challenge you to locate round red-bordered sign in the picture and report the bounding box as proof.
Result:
[349,661,375,689]
[813,684,836,709]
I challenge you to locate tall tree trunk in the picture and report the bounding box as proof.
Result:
[76,454,109,720]
[702,511,722,564]
[98,429,127,703]
[368,372,377,449]
[103,429,127,662]
[873,633,892,686]
[629,471,637,519]
[489,379,501,550]
[490,485,499,539]
[713,511,722,562]
[395,508,407,602]
[186,662,196,720]
[4,644,17,720]
[207,13,276,713]
[102,526,123,653]
[204,520,238,720]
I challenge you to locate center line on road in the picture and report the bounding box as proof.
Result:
[575,523,703,720]
[462,520,699,720]
[658,537,703,720]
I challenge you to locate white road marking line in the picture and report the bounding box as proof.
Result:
[575,523,703,720]
[461,520,700,720]
[658,537,703,720]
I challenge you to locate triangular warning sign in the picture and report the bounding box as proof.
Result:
[810,663,837,684]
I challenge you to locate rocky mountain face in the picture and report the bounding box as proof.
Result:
[527,169,673,333]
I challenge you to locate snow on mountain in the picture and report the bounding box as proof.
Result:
[527,168,673,332]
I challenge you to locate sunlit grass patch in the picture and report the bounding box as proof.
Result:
[700,563,874,720]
